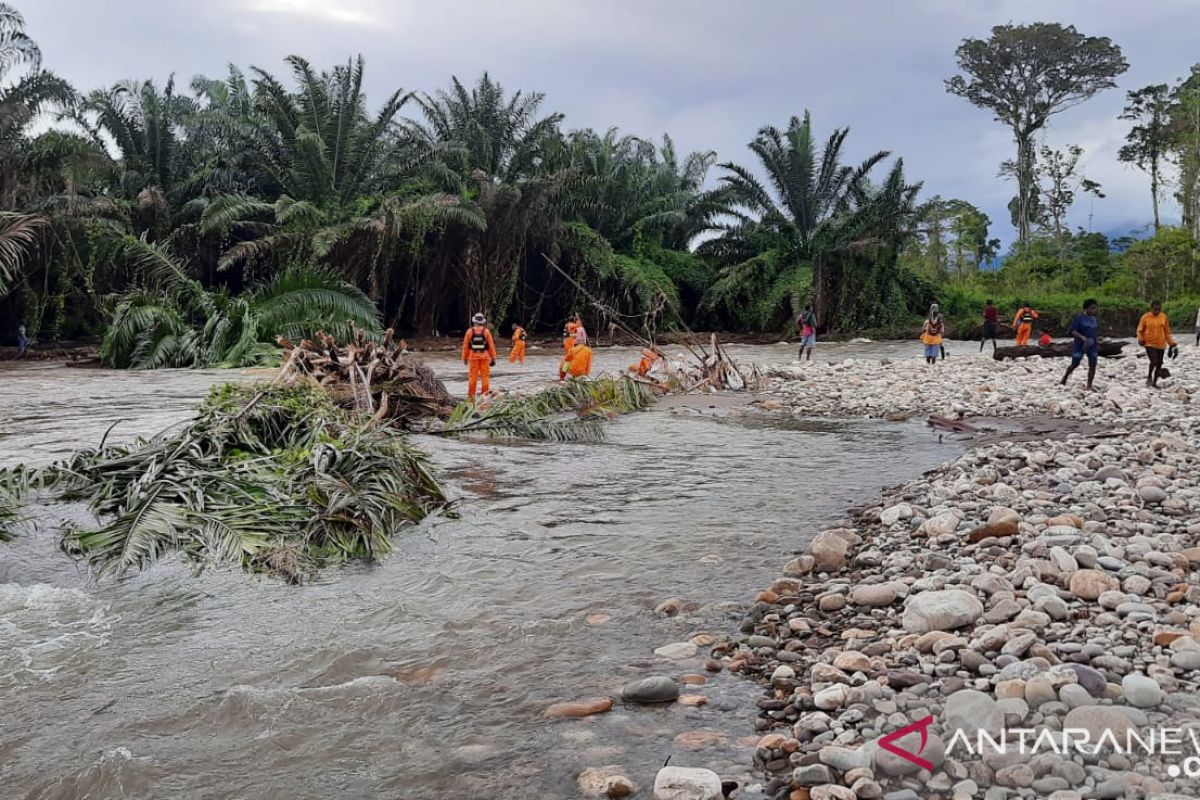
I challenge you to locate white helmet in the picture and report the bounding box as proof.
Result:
[472,313,486,325]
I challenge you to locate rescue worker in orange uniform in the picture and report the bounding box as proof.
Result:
[562,313,580,355]
[508,323,527,363]
[629,347,660,376]
[461,313,497,400]
[559,341,593,380]
[1012,303,1039,346]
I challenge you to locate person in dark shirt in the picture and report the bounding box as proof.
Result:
[980,300,999,352]
[1060,299,1100,390]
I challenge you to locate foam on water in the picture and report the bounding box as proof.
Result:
[0,582,112,687]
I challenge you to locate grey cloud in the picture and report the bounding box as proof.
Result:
[23,0,1199,243]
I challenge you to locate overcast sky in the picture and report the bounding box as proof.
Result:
[21,0,1200,245]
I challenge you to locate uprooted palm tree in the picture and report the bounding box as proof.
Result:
[100,235,380,368]
[39,381,445,582]
[701,112,926,331]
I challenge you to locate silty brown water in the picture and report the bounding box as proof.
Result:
[0,342,960,799]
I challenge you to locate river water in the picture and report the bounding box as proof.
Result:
[0,342,961,799]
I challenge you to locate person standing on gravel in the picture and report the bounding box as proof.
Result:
[1012,302,1039,346]
[1194,305,1199,346]
[920,304,944,365]
[797,304,817,361]
[1061,299,1100,390]
[1137,301,1176,388]
[980,300,999,352]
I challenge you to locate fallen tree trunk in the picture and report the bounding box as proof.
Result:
[993,341,1126,361]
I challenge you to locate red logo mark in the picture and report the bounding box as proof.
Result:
[877,714,936,772]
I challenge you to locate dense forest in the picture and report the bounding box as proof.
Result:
[1,6,1198,366]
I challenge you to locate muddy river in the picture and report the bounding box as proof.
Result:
[0,342,961,799]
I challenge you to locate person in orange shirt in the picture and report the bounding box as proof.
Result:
[508,323,527,363]
[559,341,593,380]
[1012,303,1038,346]
[1136,300,1176,388]
[563,315,580,356]
[629,347,660,377]
[461,313,497,400]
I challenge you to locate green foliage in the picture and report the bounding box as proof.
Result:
[442,377,656,442]
[996,231,1117,292]
[700,248,811,330]
[702,112,926,332]
[31,382,444,581]
[1112,226,1200,300]
[99,236,380,368]
[0,466,30,541]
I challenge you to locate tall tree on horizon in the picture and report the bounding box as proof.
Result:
[946,22,1127,250]
[1119,84,1174,231]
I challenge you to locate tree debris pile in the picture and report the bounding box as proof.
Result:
[29,382,444,582]
[276,326,456,423]
[643,335,763,393]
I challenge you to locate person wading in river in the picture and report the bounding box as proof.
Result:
[461,313,497,400]
[1137,301,1176,388]
[563,314,582,356]
[560,340,593,380]
[508,323,527,364]
[1061,298,1100,390]
[1012,302,1039,346]
[920,304,944,365]
[980,300,999,352]
[797,303,817,361]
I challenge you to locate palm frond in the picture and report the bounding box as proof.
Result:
[441,377,656,442]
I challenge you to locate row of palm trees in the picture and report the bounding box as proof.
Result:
[0,3,933,366]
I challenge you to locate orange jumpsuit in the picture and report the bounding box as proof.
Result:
[563,321,580,355]
[560,344,593,379]
[509,326,527,363]
[1013,307,1038,346]
[461,325,497,398]
[629,348,659,376]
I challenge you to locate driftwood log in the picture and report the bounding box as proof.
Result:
[276,326,456,423]
[928,415,977,433]
[992,341,1126,361]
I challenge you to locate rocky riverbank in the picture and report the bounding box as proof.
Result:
[714,351,1200,800]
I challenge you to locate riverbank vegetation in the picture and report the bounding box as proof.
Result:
[0,6,1198,356]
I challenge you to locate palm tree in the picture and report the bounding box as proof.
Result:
[196,57,481,319]
[0,4,73,295]
[701,112,923,331]
[100,236,380,368]
[406,73,566,327]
